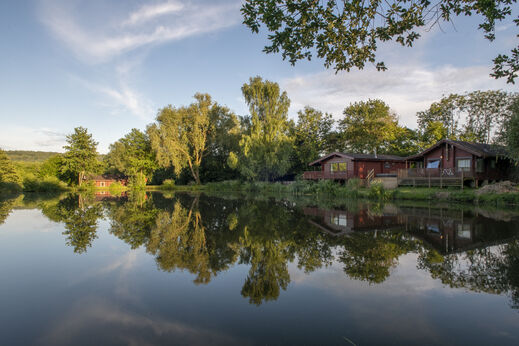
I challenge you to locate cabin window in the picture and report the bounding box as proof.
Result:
[100,182,105,187]
[384,162,391,169]
[456,158,471,171]
[331,214,347,227]
[331,162,347,172]
[427,159,440,169]
[476,159,484,173]
[490,160,496,169]
[457,224,471,239]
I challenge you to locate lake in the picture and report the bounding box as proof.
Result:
[1,191,519,345]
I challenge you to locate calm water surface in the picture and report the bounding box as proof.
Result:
[1,192,519,345]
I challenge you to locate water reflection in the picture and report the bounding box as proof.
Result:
[2,191,519,309]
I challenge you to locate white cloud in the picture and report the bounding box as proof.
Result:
[40,0,242,63]
[0,126,66,152]
[281,64,516,128]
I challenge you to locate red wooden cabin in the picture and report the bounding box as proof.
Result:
[303,152,406,181]
[87,174,128,187]
[402,139,511,185]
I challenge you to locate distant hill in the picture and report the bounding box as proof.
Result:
[6,150,61,162]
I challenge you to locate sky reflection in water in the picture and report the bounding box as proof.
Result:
[1,192,519,345]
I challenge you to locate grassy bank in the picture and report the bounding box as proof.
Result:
[150,179,519,206]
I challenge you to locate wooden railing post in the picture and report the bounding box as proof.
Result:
[461,170,464,190]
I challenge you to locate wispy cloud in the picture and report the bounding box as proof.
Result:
[281,64,516,128]
[122,1,185,27]
[73,75,155,121]
[40,0,242,63]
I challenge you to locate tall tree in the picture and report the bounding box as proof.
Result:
[502,97,519,161]
[200,104,242,182]
[148,93,212,185]
[460,90,515,143]
[417,91,517,144]
[0,149,21,187]
[234,76,294,181]
[61,127,99,186]
[242,0,518,83]
[106,129,157,188]
[291,106,334,173]
[339,99,400,154]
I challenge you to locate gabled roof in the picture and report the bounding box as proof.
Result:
[309,152,405,166]
[406,139,508,160]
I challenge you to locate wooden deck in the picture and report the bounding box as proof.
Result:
[397,168,475,188]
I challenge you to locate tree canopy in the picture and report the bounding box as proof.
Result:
[61,127,100,186]
[417,90,518,145]
[339,99,402,154]
[234,76,294,181]
[148,93,213,185]
[0,149,21,187]
[241,0,519,83]
[106,128,157,187]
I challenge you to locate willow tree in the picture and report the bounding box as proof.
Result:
[234,76,293,181]
[148,94,212,185]
[61,127,99,186]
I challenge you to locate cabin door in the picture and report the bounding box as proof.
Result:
[358,162,365,179]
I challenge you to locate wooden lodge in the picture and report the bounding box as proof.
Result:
[400,139,511,188]
[302,152,406,181]
[303,140,512,188]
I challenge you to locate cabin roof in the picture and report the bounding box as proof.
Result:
[86,174,126,181]
[406,139,507,160]
[309,152,405,166]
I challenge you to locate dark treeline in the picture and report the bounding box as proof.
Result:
[1,77,518,189]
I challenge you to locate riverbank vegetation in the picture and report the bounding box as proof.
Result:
[1,77,519,197]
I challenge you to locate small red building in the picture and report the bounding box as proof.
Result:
[87,174,128,187]
[303,152,406,181]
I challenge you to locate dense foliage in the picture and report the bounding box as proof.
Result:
[241,0,518,83]
[61,127,100,186]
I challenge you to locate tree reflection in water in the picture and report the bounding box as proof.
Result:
[15,191,519,308]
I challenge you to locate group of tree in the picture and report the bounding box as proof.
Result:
[4,80,518,189]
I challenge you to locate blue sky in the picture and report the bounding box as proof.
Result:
[0,0,517,153]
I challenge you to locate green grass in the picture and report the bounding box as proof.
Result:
[152,180,519,206]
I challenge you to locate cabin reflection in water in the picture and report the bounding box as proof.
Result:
[304,204,519,254]
[303,205,405,237]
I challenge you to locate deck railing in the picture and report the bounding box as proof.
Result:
[398,168,475,178]
[302,171,350,180]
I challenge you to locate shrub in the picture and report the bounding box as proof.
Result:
[346,178,362,190]
[368,180,390,200]
[22,175,68,192]
[161,179,176,190]
[108,182,125,194]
